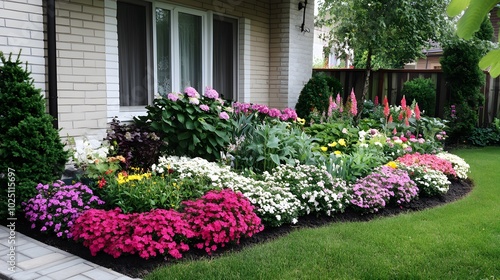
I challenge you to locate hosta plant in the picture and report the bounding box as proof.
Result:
[23,181,105,238]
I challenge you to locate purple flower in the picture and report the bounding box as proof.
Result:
[185,87,199,98]
[200,104,210,112]
[167,93,179,102]
[219,112,230,120]
[205,87,219,99]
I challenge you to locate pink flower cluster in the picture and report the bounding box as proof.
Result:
[23,181,104,239]
[71,208,193,259]
[350,166,418,212]
[71,189,263,259]
[396,153,457,177]
[183,189,264,254]
[233,102,298,122]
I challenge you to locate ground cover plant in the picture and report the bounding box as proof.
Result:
[13,87,485,278]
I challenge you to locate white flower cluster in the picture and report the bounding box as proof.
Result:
[436,152,470,179]
[400,164,450,196]
[153,156,302,227]
[264,163,351,216]
[72,138,110,169]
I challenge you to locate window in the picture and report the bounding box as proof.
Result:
[213,16,238,101]
[117,2,238,107]
[117,1,152,107]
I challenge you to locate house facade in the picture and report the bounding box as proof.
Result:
[1,0,315,140]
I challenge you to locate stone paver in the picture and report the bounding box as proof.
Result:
[0,226,141,280]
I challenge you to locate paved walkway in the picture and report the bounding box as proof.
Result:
[0,225,140,280]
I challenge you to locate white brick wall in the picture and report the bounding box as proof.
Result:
[56,0,107,141]
[0,0,46,93]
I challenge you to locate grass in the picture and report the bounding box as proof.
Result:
[145,147,500,280]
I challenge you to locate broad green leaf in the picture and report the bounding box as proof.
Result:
[177,113,185,123]
[456,0,498,39]
[178,131,191,140]
[185,119,194,130]
[192,134,200,146]
[447,0,471,17]
[267,137,280,149]
[479,49,500,78]
[270,154,280,166]
[186,107,194,114]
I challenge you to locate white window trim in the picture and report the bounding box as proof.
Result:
[154,3,211,94]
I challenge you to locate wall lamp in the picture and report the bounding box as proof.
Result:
[298,0,310,33]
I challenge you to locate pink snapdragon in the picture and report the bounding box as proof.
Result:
[350,89,357,116]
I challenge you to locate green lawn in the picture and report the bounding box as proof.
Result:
[145,147,500,280]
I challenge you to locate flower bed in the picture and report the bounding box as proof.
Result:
[24,89,470,261]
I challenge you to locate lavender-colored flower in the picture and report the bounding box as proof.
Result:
[219,112,230,120]
[200,104,210,112]
[204,87,219,99]
[167,93,179,102]
[185,87,199,98]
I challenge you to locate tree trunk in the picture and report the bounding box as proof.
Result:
[362,47,373,101]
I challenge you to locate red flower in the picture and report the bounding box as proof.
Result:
[414,103,421,120]
[98,177,106,188]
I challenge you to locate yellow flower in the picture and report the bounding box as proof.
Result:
[328,142,337,147]
[334,150,342,155]
[338,139,346,146]
[386,161,397,169]
[320,146,328,152]
[296,117,306,125]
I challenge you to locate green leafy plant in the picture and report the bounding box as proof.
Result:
[231,122,317,172]
[295,73,343,124]
[401,78,436,116]
[134,87,236,161]
[0,52,68,219]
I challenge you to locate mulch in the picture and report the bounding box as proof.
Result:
[11,178,473,278]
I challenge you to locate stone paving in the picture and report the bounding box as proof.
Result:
[0,225,140,280]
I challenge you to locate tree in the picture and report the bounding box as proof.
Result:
[447,0,500,77]
[317,0,451,99]
[440,17,492,142]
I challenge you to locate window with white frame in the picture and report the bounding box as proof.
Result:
[117,1,238,107]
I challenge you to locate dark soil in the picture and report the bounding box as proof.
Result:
[12,179,473,279]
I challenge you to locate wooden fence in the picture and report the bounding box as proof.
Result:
[313,68,500,127]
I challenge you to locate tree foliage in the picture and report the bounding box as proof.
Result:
[447,0,500,77]
[317,0,451,69]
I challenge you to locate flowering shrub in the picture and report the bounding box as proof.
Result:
[71,208,193,259]
[23,181,104,238]
[134,87,236,161]
[350,166,418,212]
[396,153,457,177]
[233,102,298,122]
[398,164,450,196]
[182,189,264,254]
[266,163,351,216]
[436,152,470,179]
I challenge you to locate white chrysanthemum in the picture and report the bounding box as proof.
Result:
[436,152,470,179]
